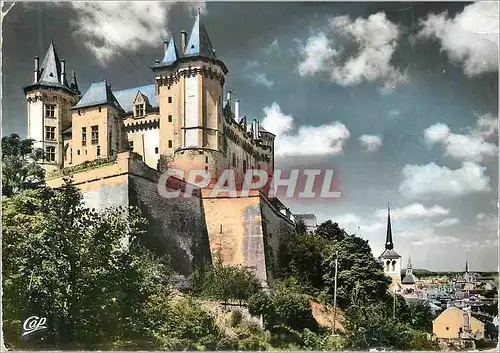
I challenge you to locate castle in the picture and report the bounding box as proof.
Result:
[24,12,295,285]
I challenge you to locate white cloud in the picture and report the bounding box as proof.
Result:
[297,32,338,77]
[261,103,350,157]
[413,234,459,246]
[417,2,499,76]
[331,213,384,237]
[434,218,460,228]
[359,134,382,152]
[397,227,459,246]
[298,13,408,88]
[399,162,491,199]
[334,213,362,227]
[64,2,204,65]
[424,114,498,162]
[246,72,274,88]
[376,203,450,220]
[462,238,499,251]
[389,109,400,117]
[476,213,498,231]
[245,60,259,69]
[264,39,279,55]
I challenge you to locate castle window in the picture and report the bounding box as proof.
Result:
[96,145,101,158]
[135,104,144,118]
[78,110,81,116]
[168,114,173,122]
[232,153,236,167]
[45,126,56,140]
[167,86,171,90]
[44,104,55,118]
[155,147,159,154]
[205,157,209,163]
[168,96,172,103]
[128,141,134,151]
[45,146,55,162]
[98,106,102,113]
[168,140,172,148]
[82,127,87,146]
[77,150,80,155]
[243,160,247,174]
[91,125,99,145]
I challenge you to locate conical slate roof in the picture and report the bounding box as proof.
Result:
[184,11,216,58]
[162,37,179,65]
[38,41,62,86]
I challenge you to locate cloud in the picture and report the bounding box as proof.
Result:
[264,39,279,55]
[331,213,384,237]
[246,72,274,88]
[476,213,498,231]
[64,2,204,65]
[334,213,362,227]
[434,218,460,228]
[389,109,400,117]
[297,32,338,77]
[376,203,450,220]
[399,162,491,199]
[297,13,408,88]
[245,60,259,69]
[397,227,459,246]
[462,238,499,251]
[359,134,382,152]
[417,2,499,76]
[261,103,350,157]
[424,114,498,162]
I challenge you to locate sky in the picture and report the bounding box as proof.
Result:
[2,1,499,271]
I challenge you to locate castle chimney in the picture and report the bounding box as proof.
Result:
[60,59,66,84]
[163,40,168,55]
[34,56,40,83]
[181,30,187,53]
[253,119,259,140]
[234,100,240,122]
[226,91,232,106]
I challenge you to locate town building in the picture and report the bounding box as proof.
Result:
[26,12,295,286]
[433,306,485,349]
[402,257,418,292]
[378,205,403,293]
[294,214,318,234]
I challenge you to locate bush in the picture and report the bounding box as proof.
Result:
[248,278,318,334]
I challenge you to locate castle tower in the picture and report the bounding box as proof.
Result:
[151,10,228,182]
[24,40,81,173]
[379,204,403,291]
[70,80,125,165]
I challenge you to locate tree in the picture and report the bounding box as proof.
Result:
[280,231,331,294]
[315,220,347,242]
[2,180,172,349]
[192,256,262,305]
[2,133,45,197]
[322,233,391,308]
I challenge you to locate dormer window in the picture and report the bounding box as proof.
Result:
[135,104,145,118]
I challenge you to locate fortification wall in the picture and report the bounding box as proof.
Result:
[202,193,268,285]
[259,195,295,281]
[202,190,295,285]
[45,152,212,277]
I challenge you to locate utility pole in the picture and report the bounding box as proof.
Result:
[393,292,396,320]
[333,251,338,335]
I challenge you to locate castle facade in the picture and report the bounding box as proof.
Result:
[25,13,295,285]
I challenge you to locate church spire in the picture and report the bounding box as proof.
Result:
[385,203,394,250]
[465,260,468,273]
[69,69,80,94]
[184,10,216,58]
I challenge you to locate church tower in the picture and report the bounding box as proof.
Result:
[379,204,403,291]
[151,10,228,182]
[24,41,81,173]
